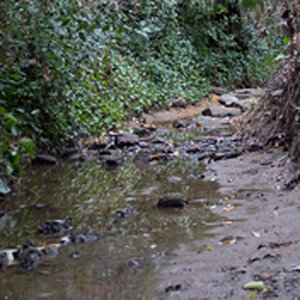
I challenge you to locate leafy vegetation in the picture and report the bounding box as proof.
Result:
[0,0,282,174]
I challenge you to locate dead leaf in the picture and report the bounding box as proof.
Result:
[223,205,236,212]
[219,235,237,245]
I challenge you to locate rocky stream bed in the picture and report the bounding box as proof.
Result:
[1,88,300,299]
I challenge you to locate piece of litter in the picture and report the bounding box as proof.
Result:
[251,231,261,238]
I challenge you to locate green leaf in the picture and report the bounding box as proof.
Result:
[243,281,265,291]
[19,137,35,157]
[284,37,291,45]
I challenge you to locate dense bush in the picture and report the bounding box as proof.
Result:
[0,0,281,174]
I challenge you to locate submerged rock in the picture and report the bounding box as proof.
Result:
[33,154,58,165]
[38,218,73,235]
[60,147,78,158]
[71,232,99,244]
[116,133,139,148]
[116,207,140,219]
[0,179,11,196]
[19,247,43,270]
[100,154,124,169]
[157,193,186,208]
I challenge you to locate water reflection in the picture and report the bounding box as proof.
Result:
[0,156,221,299]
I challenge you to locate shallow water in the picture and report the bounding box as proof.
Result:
[0,156,221,299]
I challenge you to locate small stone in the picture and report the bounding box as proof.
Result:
[71,232,99,244]
[70,252,81,259]
[115,207,139,219]
[157,193,186,208]
[173,120,190,129]
[167,176,182,183]
[258,272,271,281]
[202,108,212,116]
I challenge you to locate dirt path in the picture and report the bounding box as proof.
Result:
[155,150,300,299]
[151,101,300,299]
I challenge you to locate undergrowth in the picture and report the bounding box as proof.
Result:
[0,0,282,175]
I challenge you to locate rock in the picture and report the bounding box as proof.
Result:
[42,245,60,256]
[0,179,11,196]
[128,258,144,268]
[167,176,182,183]
[133,150,151,168]
[234,88,265,100]
[61,147,78,158]
[67,153,82,162]
[0,249,19,267]
[33,154,58,165]
[100,154,124,169]
[71,232,99,244]
[19,247,43,270]
[204,105,242,118]
[219,94,242,109]
[157,193,186,208]
[0,213,10,230]
[116,133,139,148]
[271,89,284,97]
[202,108,212,116]
[239,97,259,112]
[70,252,81,259]
[133,126,155,137]
[38,218,73,235]
[116,207,139,219]
[168,96,188,108]
[212,86,228,95]
[173,120,190,129]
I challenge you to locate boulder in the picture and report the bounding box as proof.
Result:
[157,193,186,208]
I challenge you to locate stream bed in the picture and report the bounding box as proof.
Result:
[0,152,222,299]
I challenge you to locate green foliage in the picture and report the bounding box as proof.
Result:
[0,0,282,174]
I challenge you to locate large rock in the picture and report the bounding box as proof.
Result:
[219,94,242,109]
[157,193,186,208]
[202,105,241,118]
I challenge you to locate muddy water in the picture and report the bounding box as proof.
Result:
[0,157,221,299]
